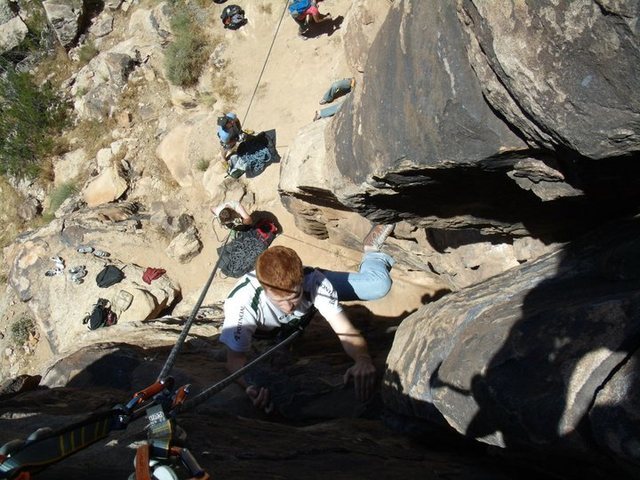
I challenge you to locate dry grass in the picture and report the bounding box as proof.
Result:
[10,315,36,346]
[195,157,210,172]
[32,46,76,88]
[212,72,239,107]
[259,2,274,15]
[0,178,27,259]
[66,118,117,161]
[78,41,99,65]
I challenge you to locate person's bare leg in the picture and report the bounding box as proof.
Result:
[312,12,332,24]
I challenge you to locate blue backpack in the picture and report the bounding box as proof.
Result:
[288,0,312,18]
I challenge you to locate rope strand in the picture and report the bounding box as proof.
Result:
[156,230,231,381]
[242,0,290,125]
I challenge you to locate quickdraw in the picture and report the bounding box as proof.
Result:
[0,378,209,480]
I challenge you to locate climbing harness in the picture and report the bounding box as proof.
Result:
[0,379,173,479]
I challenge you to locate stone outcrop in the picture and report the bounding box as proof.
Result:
[278,1,640,476]
[0,311,565,480]
[42,0,84,47]
[0,11,27,55]
[71,51,137,120]
[458,1,640,159]
[283,0,640,241]
[155,112,220,189]
[166,226,202,263]
[2,1,639,478]
[69,2,172,120]
[383,216,640,475]
[4,206,181,357]
[82,164,129,207]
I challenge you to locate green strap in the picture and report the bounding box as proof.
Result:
[227,278,263,316]
[250,286,263,314]
[227,277,250,299]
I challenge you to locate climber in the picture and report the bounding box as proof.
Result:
[219,224,395,412]
[313,78,356,121]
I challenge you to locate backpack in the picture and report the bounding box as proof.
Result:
[217,220,278,277]
[221,5,246,30]
[289,0,312,18]
[83,298,118,330]
[96,265,125,288]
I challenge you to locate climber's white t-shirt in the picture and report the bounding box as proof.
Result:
[220,269,343,352]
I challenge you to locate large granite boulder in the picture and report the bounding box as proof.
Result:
[383,215,640,476]
[155,112,219,189]
[69,2,172,120]
[458,0,640,159]
[297,0,640,240]
[42,0,84,47]
[0,11,27,54]
[71,51,136,120]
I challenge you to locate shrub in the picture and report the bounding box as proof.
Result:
[47,181,78,214]
[196,157,210,171]
[0,61,70,178]
[78,41,99,65]
[10,315,35,346]
[164,12,209,87]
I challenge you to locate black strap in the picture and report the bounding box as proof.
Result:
[0,410,117,479]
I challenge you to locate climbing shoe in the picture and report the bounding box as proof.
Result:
[363,224,395,252]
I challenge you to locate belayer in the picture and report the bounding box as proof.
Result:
[216,112,246,161]
[220,224,395,412]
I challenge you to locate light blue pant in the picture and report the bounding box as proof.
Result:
[323,252,395,302]
[320,78,353,104]
[317,102,343,119]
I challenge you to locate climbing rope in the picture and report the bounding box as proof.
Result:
[180,327,303,412]
[242,0,290,126]
[156,230,231,382]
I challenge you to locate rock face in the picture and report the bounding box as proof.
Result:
[2,0,640,478]
[0,12,28,55]
[69,2,172,120]
[0,311,561,480]
[277,1,640,477]
[282,0,640,240]
[458,0,640,159]
[42,0,84,47]
[383,216,640,476]
[82,164,129,207]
